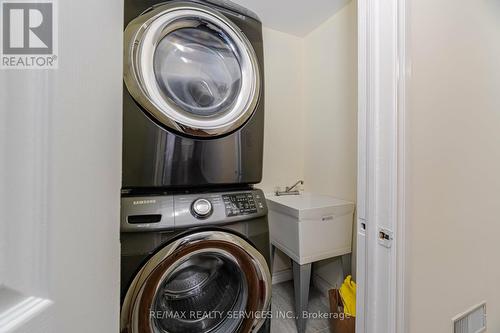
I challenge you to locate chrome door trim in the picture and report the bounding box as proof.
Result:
[120,231,271,333]
[124,2,261,137]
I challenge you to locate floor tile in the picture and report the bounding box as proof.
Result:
[271,281,331,333]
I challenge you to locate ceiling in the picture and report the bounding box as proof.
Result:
[232,0,352,37]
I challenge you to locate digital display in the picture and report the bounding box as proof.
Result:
[222,193,257,216]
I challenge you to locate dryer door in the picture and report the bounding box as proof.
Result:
[124,2,261,137]
[120,231,271,333]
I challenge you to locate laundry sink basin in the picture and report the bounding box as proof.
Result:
[266,192,355,265]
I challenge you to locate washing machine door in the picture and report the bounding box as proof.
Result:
[124,2,261,137]
[120,231,271,333]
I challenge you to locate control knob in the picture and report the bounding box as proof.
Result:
[191,198,213,218]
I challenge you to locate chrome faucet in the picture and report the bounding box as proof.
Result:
[275,180,304,196]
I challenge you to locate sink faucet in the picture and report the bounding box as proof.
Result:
[275,180,304,196]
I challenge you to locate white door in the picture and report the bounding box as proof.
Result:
[0,0,122,332]
[356,0,405,332]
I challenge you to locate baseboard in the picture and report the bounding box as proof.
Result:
[272,269,337,298]
[272,269,292,285]
[312,273,335,297]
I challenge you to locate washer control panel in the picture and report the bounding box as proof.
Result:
[176,189,267,227]
[223,192,257,216]
[121,189,267,232]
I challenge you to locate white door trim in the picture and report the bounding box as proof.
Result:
[356,0,408,332]
[396,0,409,332]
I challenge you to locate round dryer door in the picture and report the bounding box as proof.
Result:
[124,2,261,137]
[120,231,271,333]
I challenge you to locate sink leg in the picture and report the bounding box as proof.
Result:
[271,244,277,272]
[292,261,311,333]
[341,254,352,277]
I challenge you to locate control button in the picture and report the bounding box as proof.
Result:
[191,198,213,218]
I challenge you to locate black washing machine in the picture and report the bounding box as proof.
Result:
[120,188,272,333]
[122,0,265,191]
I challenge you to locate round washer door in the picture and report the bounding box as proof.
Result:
[120,231,271,333]
[124,2,261,137]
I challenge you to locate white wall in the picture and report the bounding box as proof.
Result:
[303,1,358,287]
[260,28,304,273]
[303,2,357,203]
[260,28,305,194]
[259,2,357,284]
[406,0,500,331]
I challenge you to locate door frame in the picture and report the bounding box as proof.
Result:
[356,0,408,332]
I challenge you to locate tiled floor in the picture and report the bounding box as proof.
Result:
[271,281,331,333]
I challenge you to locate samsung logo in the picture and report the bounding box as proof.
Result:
[133,199,156,205]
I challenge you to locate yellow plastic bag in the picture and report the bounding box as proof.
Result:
[339,275,356,317]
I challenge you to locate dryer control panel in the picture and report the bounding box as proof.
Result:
[223,192,258,216]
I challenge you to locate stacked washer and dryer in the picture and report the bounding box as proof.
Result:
[120,1,272,333]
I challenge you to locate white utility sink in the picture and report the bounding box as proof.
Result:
[266,192,355,333]
[266,192,355,265]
